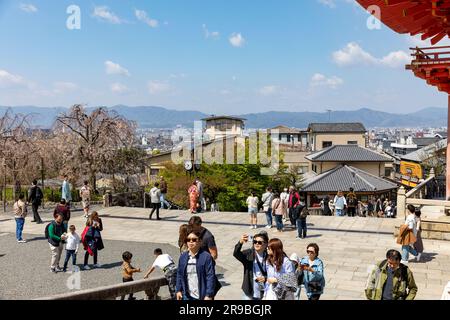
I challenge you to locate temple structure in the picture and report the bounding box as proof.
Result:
[356,0,450,199]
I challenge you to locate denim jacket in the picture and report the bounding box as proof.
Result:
[300,256,325,297]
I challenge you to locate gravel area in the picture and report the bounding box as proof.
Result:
[0,232,180,300]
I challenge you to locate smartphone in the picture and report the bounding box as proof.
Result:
[301,263,309,270]
[247,235,254,242]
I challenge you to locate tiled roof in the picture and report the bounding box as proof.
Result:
[300,165,398,192]
[305,145,393,162]
[308,123,366,133]
[201,115,246,121]
[401,139,447,163]
[270,125,304,134]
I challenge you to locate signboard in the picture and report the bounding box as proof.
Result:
[399,161,423,187]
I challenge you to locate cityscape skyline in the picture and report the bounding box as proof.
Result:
[1,0,450,114]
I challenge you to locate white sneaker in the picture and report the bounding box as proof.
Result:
[94,263,102,268]
[265,225,271,229]
[249,225,254,229]
[416,254,421,262]
[17,239,27,243]
[253,225,257,229]
[83,265,91,270]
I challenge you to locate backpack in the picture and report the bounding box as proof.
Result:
[34,187,43,205]
[348,195,357,206]
[45,221,53,239]
[300,207,309,219]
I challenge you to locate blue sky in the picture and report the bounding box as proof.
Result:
[0,0,448,114]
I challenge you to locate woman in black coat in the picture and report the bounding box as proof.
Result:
[233,232,269,300]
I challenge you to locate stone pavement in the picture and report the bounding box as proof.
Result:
[1,206,449,300]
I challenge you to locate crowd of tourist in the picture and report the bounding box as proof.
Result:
[8,176,432,301]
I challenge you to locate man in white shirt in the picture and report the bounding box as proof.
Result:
[333,190,347,217]
[280,188,289,222]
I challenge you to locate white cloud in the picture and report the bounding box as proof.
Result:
[19,3,37,13]
[318,0,336,8]
[318,0,358,8]
[310,73,343,89]
[406,34,450,48]
[332,42,410,68]
[380,51,411,68]
[105,61,130,76]
[93,6,123,24]
[169,73,187,79]
[111,83,129,94]
[148,81,170,94]
[229,33,245,47]
[202,24,220,39]
[135,9,158,28]
[0,70,30,88]
[53,82,77,94]
[259,85,279,96]
[219,89,231,95]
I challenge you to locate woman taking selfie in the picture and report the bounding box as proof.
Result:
[299,243,325,300]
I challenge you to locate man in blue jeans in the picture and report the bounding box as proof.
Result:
[262,187,274,229]
[333,190,347,217]
[159,176,171,209]
[13,194,28,243]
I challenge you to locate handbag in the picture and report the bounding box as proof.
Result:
[308,281,322,293]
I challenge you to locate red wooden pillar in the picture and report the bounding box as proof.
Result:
[447,95,450,200]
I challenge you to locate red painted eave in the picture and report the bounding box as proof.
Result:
[356,0,450,44]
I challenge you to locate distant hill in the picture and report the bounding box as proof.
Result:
[0,105,447,129]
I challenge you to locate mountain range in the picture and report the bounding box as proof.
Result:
[0,105,447,129]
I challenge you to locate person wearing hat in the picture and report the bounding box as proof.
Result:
[159,176,171,210]
[233,231,269,300]
[289,253,303,300]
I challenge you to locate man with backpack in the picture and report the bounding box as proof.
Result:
[46,213,68,273]
[346,188,357,217]
[288,186,301,226]
[365,249,417,300]
[28,179,43,224]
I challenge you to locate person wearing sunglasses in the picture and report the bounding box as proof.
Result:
[176,228,216,300]
[299,243,325,300]
[233,232,269,300]
[264,238,297,300]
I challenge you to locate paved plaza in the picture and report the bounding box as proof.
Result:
[1,206,449,300]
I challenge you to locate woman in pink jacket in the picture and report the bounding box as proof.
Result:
[271,193,286,232]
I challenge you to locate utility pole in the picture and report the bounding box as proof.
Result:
[326,109,332,123]
[3,159,6,213]
[41,157,45,209]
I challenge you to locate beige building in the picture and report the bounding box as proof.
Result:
[203,115,245,140]
[307,123,367,151]
[305,145,393,177]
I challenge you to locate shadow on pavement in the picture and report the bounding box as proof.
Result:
[414,252,437,263]
[99,261,123,269]
[26,236,47,242]
[304,234,322,238]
